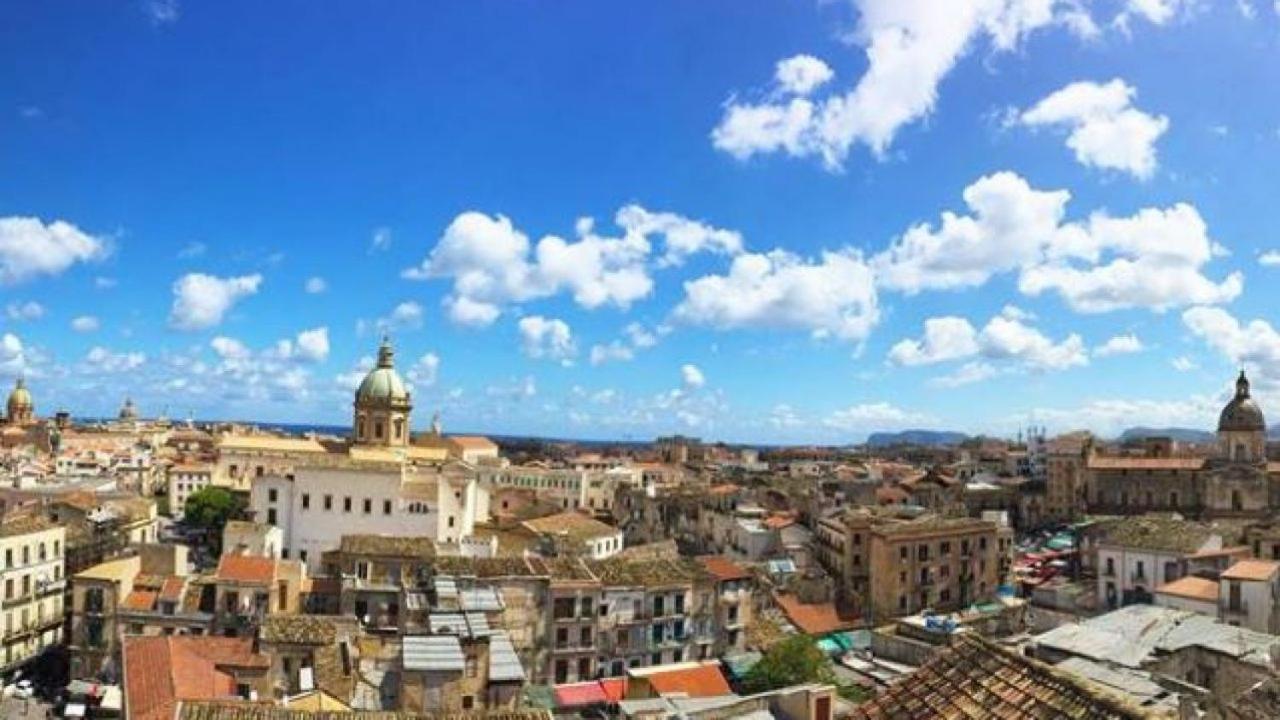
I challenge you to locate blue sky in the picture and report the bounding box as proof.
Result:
[2,0,1280,443]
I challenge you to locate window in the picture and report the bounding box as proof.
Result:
[363,498,372,514]
[343,496,352,513]
[461,696,474,710]
[556,627,569,648]
[374,421,384,439]
[299,550,308,563]
[268,488,278,503]
[899,546,908,561]
[267,508,277,525]
[448,516,455,528]
[324,495,333,511]
[383,500,392,515]
[302,494,310,510]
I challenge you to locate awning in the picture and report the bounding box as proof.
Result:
[553,678,627,708]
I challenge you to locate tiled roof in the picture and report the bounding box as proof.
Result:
[588,557,710,588]
[1154,576,1218,602]
[175,703,555,720]
[215,555,277,584]
[848,634,1158,719]
[1087,457,1205,470]
[636,661,732,698]
[123,636,267,720]
[259,615,338,645]
[1222,559,1280,582]
[773,592,858,636]
[0,513,54,537]
[338,534,436,558]
[159,576,187,603]
[449,435,499,450]
[521,511,620,542]
[698,555,752,582]
[121,590,158,611]
[1097,517,1236,554]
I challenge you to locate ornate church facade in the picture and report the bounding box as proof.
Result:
[1085,371,1280,519]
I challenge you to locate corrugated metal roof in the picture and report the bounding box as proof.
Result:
[465,612,491,636]
[459,586,504,612]
[488,632,525,682]
[402,635,464,672]
[428,612,468,636]
[434,576,459,599]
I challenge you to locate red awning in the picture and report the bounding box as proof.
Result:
[554,678,628,708]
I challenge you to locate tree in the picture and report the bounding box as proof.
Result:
[742,635,868,702]
[183,486,241,532]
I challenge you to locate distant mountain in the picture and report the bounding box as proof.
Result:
[866,430,969,448]
[1118,427,1216,444]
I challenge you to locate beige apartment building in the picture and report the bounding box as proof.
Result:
[0,514,66,675]
[816,507,1011,623]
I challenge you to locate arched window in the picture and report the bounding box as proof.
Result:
[374,421,384,439]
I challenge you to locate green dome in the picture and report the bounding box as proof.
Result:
[356,339,410,405]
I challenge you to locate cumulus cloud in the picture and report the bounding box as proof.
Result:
[169,273,262,330]
[873,171,1240,313]
[1115,0,1193,27]
[589,322,666,366]
[1031,395,1219,435]
[1171,356,1198,372]
[823,402,933,432]
[83,346,146,373]
[889,311,1087,377]
[70,315,100,333]
[377,301,425,332]
[931,361,999,388]
[0,334,29,377]
[681,363,706,390]
[774,54,835,96]
[210,336,252,360]
[1017,79,1169,179]
[0,216,109,285]
[406,352,441,388]
[405,206,738,326]
[887,316,979,365]
[712,1,1098,170]
[1094,333,1144,357]
[370,227,392,253]
[1183,307,1280,389]
[674,249,879,342]
[518,316,576,361]
[304,276,328,294]
[205,328,330,402]
[294,327,330,362]
[1259,251,1280,267]
[5,301,44,321]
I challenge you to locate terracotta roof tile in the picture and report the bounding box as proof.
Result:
[773,592,858,636]
[121,590,158,611]
[215,555,277,584]
[1154,576,1219,602]
[848,634,1157,719]
[159,576,187,603]
[698,555,752,582]
[1222,559,1280,582]
[642,662,732,698]
[123,636,267,720]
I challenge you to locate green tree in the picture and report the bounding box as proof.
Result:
[183,486,241,531]
[742,635,869,702]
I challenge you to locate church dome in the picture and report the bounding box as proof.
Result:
[118,397,137,420]
[7,378,31,411]
[1219,370,1265,432]
[356,338,410,405]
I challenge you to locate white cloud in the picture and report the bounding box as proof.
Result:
[1182,306,1280,389]
[1116,0,1192,27]
[674,248,879,342]
[70,315,100,333]
[144,0,179,25]
[873,171,1240,313]
[94,276,117,290]
[1030,395,1218,435]
[83,346,145,373]
[304,276,328,294]
[1171,356,1198,372]
[823,402,932,431]
[589,322,665,366]
[1094,333,1144,357]
[294,327,330,362]
[712,1,1097,169]
[177,241,206,259]
[1259,251,1280,267]
[210,336,252,360]
[5,301,44,321]
[518,316,576,361]
[169,273,262,330]
[589,341,634,366]
[0,216,109,285]
[0,334,29,377]
[931,361,999,388]
[407,206,740,325]
[378,301,425,332]
[1017,79,1169,179]
[774,54,834,96]
[770,403,804,429]
[981,315,1088,370]
[407,352,440,388]
[370,227,392,253]
[888,316,979,365]
[681,363,706,389]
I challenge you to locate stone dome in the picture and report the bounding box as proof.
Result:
[355,338,409,406]
[1219,370,1265,432]
[7,378,31,410]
